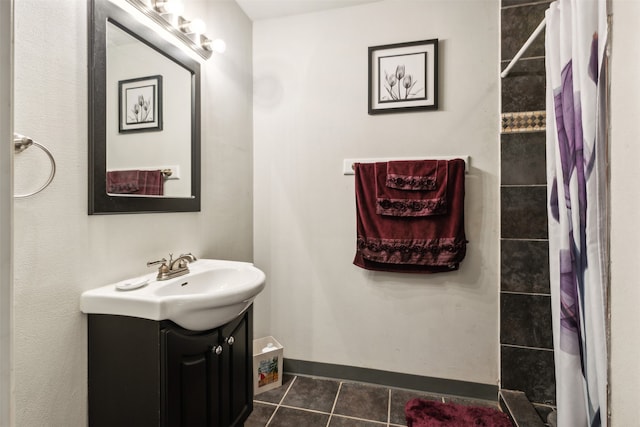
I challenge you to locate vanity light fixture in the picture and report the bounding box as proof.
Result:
[123,0,221,60]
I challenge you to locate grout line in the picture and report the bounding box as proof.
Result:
[254,400,278,406]
[502,343,554,352]
[264,406,277,426]
[326,381,343,427]
[330,414,389,425]
[500,184,548,188]
[500,55,545,63]
[501,290,551,297]
[278,404,333,415]
[278,375,297,405]
[387,388,392,427]
[500,237,549,242]
[264,375,297,426]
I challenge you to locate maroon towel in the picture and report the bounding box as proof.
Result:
[386,159,439,190]
[107,170,140,194]
[376,160,448,217]
[405,398,513,427]
[106,170,164,196]
[138,170,164,196]
[354,159,467,273]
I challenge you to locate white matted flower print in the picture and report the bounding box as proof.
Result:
[118,75,163,133]
[380,53,426,101]
[368,39,438,114]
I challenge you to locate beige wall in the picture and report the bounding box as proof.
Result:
[12,0,253,425]
[610,0,640,424]
[252,0,500,386]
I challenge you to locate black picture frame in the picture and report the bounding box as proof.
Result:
[368,39,438,114]
[118,75,163,133]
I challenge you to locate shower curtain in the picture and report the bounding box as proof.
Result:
[545,0,608,426]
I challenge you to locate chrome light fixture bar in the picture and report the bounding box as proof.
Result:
[124,0,213,60]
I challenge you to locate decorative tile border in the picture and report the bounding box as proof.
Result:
[501,111,546,133]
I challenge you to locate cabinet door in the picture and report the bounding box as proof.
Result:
[162,327,222,427]
[220,307,253,427]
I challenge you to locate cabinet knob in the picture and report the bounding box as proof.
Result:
[226,336,235,346]
[212,345,223,355]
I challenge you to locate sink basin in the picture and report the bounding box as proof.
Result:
[80,259,266,331]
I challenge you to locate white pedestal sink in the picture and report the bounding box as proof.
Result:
[80,259,266,331]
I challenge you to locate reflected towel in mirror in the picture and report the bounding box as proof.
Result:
[107,170,164,196]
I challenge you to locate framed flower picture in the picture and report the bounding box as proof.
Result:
[118,75,163,133]
[368,39,438,114]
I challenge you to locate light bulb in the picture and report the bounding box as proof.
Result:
[156,0,184,14]
[211,38,226,53]
[190,19,206,34]
[202,37,226,53]
[181,18,206,34]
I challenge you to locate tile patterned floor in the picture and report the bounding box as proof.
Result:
[245,374,502,427]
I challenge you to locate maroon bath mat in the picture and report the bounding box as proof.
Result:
[405,398,513,427]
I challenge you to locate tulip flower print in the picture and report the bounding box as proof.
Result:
[384,72,398,100]
[402,74,419,99]
[128,93,153,123]
[381,63,423,101]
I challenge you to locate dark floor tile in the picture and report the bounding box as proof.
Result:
[501,239,550,294]
[281,376,339,413]
[442,395,500,409]
[245,402,276,427]
[268,406,330,427]
[501,346,556,405]
[389,389,442,425]
[501,186,548,239]
[254,374,295,404]
[533,403,556,424]
[333,382,389,423]
[329,415,385,427]
[500,389,545,426]
[501,3,550,60]
[501,132,547,185]
[501,58,546,112]
[501,293,553,349]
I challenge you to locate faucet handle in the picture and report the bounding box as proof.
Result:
[147,258,167,268]
[147,258,170,279]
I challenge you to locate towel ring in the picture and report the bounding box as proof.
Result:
[13,133,57,198]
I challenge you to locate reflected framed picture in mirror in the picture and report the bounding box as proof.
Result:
[118,75,163,133]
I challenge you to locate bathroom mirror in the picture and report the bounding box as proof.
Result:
[88,0,201,214]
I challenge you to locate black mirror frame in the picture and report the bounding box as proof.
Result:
[88,0,201,214]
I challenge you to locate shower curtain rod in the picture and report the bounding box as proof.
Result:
[501,17,547,78]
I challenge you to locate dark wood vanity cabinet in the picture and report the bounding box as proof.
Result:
[88,305,253,427]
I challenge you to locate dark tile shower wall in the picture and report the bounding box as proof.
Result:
[500,0,556,411]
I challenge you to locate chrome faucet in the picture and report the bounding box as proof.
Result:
[147,253,197,281]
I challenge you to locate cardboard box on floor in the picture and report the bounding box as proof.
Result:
[253,336,283,395]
